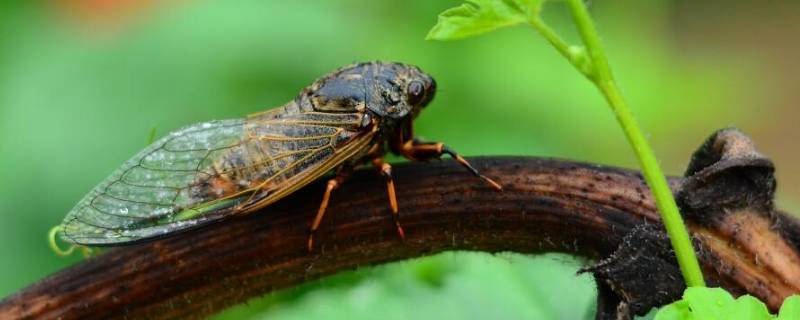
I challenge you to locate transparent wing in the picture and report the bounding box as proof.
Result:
[61,112,369,246]
[61,119,248,245]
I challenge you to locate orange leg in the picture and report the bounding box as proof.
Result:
[307,171,349,253]
[371,157,406,241]
[401,140,502,191]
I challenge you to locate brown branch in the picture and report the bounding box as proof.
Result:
[1,130,798,319]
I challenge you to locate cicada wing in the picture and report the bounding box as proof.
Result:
[61,112,372,246]
[61,119,252,245]
[239,121,377,214]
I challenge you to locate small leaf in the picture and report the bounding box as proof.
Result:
[654,299,691,320]
[727,295,772,320]
[655,287,781,320]
[426,0,545,41]
[683,287,735,319]
[778,296,800,320]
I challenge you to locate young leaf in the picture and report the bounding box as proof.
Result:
[654,287,795,320]
[727,295,772,320]
[426,0,544,41]
[682,287,735,318]
[654,300,690,320]
[778,296,800,320]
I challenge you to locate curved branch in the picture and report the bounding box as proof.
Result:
[1,151,798,319]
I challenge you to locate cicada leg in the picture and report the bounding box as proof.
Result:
[307,169,350,253]
[371,157,406,241]
[400,139,502,191]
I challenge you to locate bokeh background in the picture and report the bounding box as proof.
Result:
[1,0,798,318]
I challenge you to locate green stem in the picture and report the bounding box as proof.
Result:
[528,17,593,79]
[561,0,706,287]
[528,18,572,63]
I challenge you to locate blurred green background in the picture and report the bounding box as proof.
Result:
[1,0,798,318]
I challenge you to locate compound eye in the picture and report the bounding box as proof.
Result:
[407,81,425,105]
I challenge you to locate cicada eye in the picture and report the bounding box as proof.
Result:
[407,80,426,106]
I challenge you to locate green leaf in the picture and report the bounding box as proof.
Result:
[683,287,735,319]
[214,252,597,320]
[655,287,784,320]
[654,299,691,320]
[778,296,800,320]
[727,295,772,320]
[426,0,545,41]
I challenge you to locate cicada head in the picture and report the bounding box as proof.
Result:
[308,61,436,119]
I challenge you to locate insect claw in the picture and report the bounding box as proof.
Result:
[307,234,315,253]
[395,222,406,241]
[443,148,503,191]
[482,175,503,191]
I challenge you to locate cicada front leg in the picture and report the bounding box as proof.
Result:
[399,138,503,191]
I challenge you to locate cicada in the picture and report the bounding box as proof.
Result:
[54,61,501,253]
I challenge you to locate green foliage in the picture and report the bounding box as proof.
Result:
[655,287,800,320]
[779,296,800,319]
[426,0,543,40]
[215,252,597,320]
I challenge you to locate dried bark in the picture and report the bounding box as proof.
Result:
[1,129,798,320]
